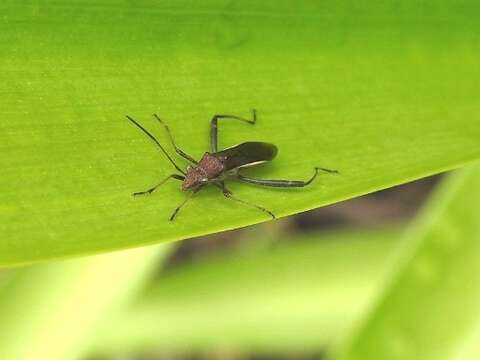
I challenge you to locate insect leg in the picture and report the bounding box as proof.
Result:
[210,109,256,153]
[236,167,338,188]
[133,174,185,196]
[126,115,186,175]
[216,181,276,219]
[153,114,198,164]
[169,186,201,221]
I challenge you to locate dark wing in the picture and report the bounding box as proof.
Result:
[215,142,278,171]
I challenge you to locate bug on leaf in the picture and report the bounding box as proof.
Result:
[127,110,337,221]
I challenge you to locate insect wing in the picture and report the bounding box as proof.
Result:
[216,142,278,170]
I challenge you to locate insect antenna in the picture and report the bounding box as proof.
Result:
[126,115,186,175]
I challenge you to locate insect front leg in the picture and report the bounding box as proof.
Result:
[210,109,257,153]
[153,114,198,164]
[133,174,185,196]
[169,186,202,221]
[235,167,338,188]
[214,181,275,219]
[126,115,186,175]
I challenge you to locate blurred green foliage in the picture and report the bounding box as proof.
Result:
[93,228,403,355]
[338,167,480,360]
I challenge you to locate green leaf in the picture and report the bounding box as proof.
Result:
[1,1,479,266]
[337,164,480,360]
[0,244,171,360]
[92,228,401,355]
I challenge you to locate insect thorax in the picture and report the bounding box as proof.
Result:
[198,152,225,179]
[182,153,225,190]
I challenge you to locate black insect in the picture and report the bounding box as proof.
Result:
[127,110,337,221]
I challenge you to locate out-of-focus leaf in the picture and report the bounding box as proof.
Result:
[0,244,171,360]
[92,228,402,355]
[337,164,480,360]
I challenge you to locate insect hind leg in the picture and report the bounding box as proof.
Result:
[210,109,256,153]
[236,167,338,188]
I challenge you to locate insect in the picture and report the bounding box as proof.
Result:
[127,110,337,221]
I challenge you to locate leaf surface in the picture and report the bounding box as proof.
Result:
[1,1,479,265]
